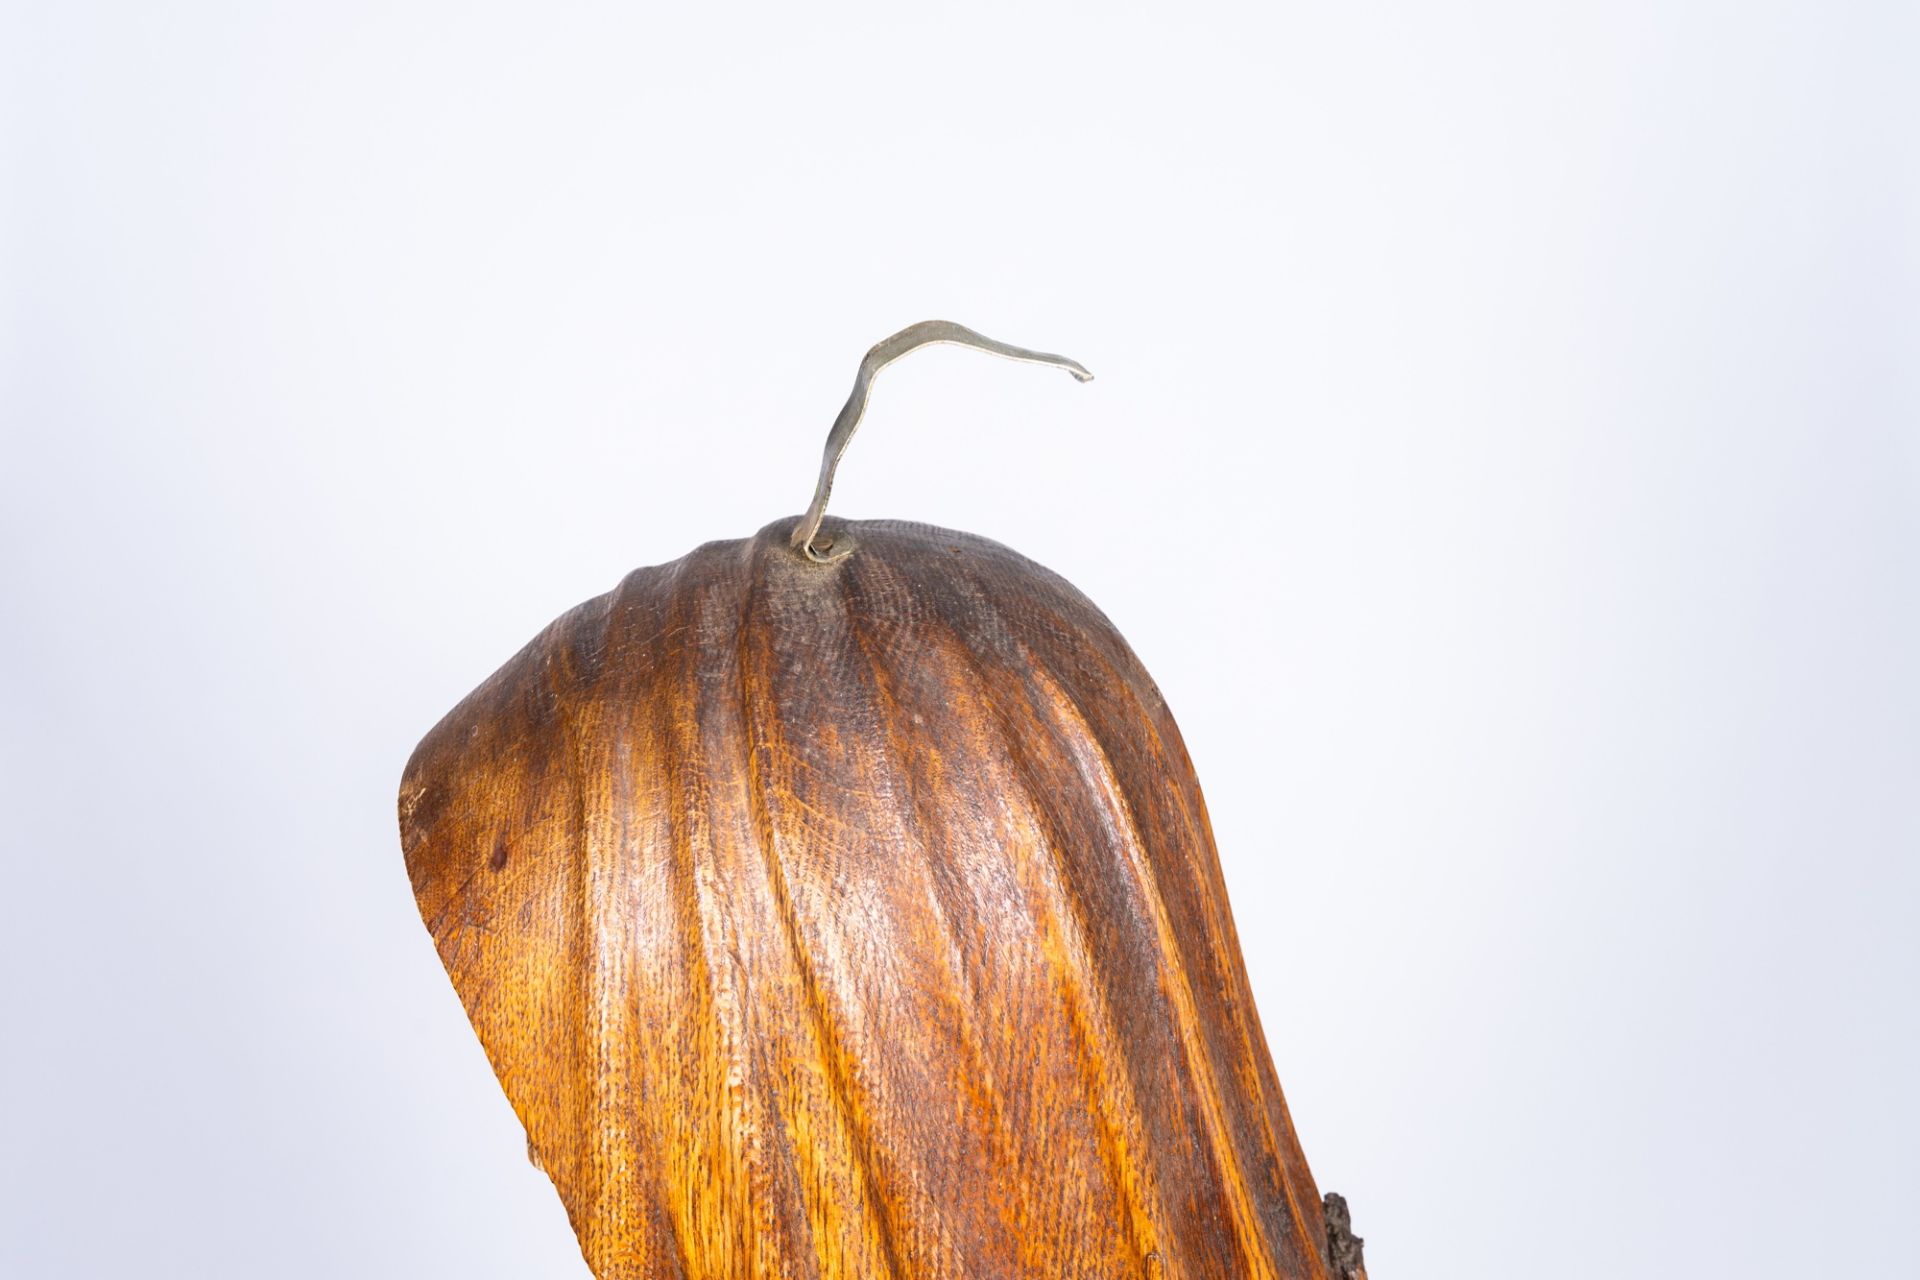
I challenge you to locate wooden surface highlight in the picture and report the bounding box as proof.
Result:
[400,518,1339,1279]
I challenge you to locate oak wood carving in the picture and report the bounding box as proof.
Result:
[399,324,1364,1280]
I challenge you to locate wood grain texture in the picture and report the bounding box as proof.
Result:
[400,517,1337,1280]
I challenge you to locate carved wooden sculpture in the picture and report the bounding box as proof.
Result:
[399,323,1366,1279]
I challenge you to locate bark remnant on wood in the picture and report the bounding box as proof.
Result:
[1322,1191,1368,1280]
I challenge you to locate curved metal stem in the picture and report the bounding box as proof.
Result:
[791,320,1093,562]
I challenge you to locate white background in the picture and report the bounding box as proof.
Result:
[4,3,1915,1276]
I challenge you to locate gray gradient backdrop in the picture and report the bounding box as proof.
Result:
[4,3,1915,1276]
